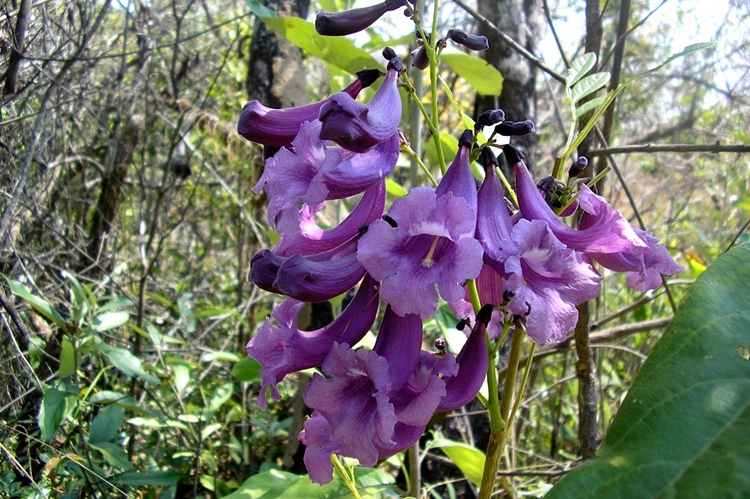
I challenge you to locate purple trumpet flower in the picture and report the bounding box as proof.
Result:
[274,180,385,257]
[358,186,483,318]
[477,150,601,343]
[300,306,456,484]
[246,275,380,409]
[250,238,366,302]
[509,148,648,256]
[238,69,381,148]
[578,188,684,291]
[252,120,399,226]
[318,59,402,153]
[436,130,478,215]
[449,265,507,340]
[315,0,408,37]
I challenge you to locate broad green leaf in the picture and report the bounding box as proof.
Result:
[209,382,234,411]
[116,470,183,486]
[91,311,129,332]
[570,72,610,104]
[90,442,134,471]
[428,437,486,486]
[59,339,76,378]
[38,387,76,442]
[439,75,477,131]
[385,178,408,198]
[575,95,607,119]
[245,0,277,18]
[172,364,190,394]
[547,243,750,499]
[97,298,135,313]
[232,357,262,382]
[566,53,596,87]
[441,52,503,96]
[223,467,397,499]
[202,351,241,363]
[6,278,68,333]
[89,405,123,444]
[262,17,380,75]
[95,341,160,384]
[127,417,188,430]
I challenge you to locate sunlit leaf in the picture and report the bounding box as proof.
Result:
[59,339,76,378]
[385,178,408,198]
[441,52,503,96]
[570,72,610,104]
[91,311,129,332]
[6,278,68,333]
[245,0,277,18]
[575,95,607,118]
[566,53,597,87]
[547,243,750,499]
[428,437,486,486]
[95,341,160,384]
[261,17,381,75]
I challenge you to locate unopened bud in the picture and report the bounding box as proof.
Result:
[495,119,535,136]
[387,56,403,72]
[410,45,429,70]
[569,156,588,177]
[476,109,505,128]
[315,0,407,36]
[446,29,489,51]
[383,47,397,60]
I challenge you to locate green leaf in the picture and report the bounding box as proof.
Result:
[94,341,160,384]
[209,382,234,411]
[6,278,68,333]
[89,405,123,444]
[566,53,597,87]
[245,0,277,18]
[634,42,717,80]
[575,95,607,119]
[261,17,381,75]
[59,339,76,378]
[223,467,397,499]
[202,350,241,363]
[232,357,261,382]
[116,470,183,486]
[38,387,76,442]
[172,364,190,394]
[385,178,408,198]
[547,243,750,499]
[127,417,188,430]
[91,311,130,332]
[441,52,503,96]
[89,391,151,415]
[570,72,610,103]
[428,437,486,486]
[90,442,134,471]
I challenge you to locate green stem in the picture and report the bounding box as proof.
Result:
[331,455,362,499]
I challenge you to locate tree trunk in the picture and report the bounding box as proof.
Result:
[476,0,544,175]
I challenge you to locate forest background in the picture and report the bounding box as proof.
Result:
[1,0,750,497]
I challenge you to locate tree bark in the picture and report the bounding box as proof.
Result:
[476,0,544,175]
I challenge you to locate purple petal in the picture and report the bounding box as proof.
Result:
[438,304,491,411]
[477,154,518,267]
[436,132,477,217]
[299,412,340,484]
[449,265,507,340]
[319,67,401,152]
[357,188,484,318]
[513,160,647,255]
[246,275,379,408]
[238,77,366,148]
[315,0,406,37]
[274,180,386,257]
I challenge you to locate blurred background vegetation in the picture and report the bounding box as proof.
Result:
[0,0,748,497]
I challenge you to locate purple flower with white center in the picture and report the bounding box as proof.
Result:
[504,219,602,344]
[357,187,483,318]
[252,120,399,226]
[238,69,381,148]
[250,238,366,302]
[318,60,402,153]
[273,180,385,257]
[315,0,408,37]
[300,306,454,484]
[578,187,684,291]
[510,150,648,256]
[246,275,380,409]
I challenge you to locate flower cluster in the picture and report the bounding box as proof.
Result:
[237,4,683,485]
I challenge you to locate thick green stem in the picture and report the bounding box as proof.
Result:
[331,455,362,499]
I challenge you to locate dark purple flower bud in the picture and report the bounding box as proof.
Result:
[387,56,403,73]
[356,68,383,88]
[569,156,588,177]
[383,47,397,60]
[495,119,536,137]
[480,146,500,169]
[458,129,474,148]
[537,176,563,199]
[446,29,489,51]
[502,144,526,165]
[476,109,505,128]
[435,337,447,352]
[315,0,407,37]
[410,45,429,70]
